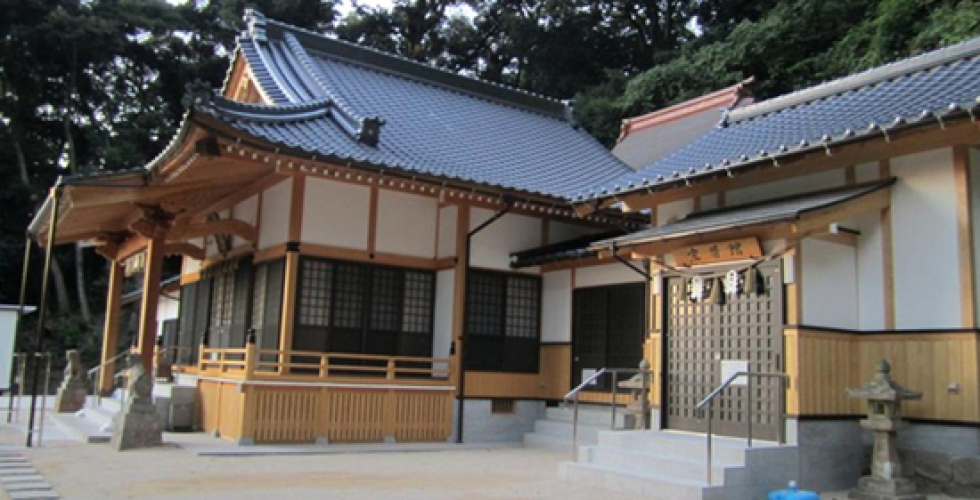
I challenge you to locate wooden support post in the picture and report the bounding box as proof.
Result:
[99,260,124,396]
[278,250,300,371]
[244,339,257,380]
[136,235,165,371]
[450,205,470,393]
[954,145,976,328]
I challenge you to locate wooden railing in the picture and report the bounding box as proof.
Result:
[198,344,452,385]
[195,342,455,445]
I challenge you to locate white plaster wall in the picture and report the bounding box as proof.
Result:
[854,162,881,184]
[726,169,846,207]
[433,269,455,359]
[700,193,720,211]
[575,262,645,288]
[801,238,858,330]
[549,221,602,245]
[541,270,572,343]
[970,148,980,322]
[231,195,258,247]
[181,237,203,276]
[656,199,695,226]
[470,208,542,271]
[437,205,458,258]
[259,178,291,250]
[854,213,886,329]
[375,190,438,258]
[302,177,370,250]
[156,293,181,339]
[890,148,961,329]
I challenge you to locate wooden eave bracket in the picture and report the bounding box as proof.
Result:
[168,218,257,244]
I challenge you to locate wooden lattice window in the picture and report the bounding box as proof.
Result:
[465,270,541,373]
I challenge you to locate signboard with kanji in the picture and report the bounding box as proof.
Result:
[671,237,762,267]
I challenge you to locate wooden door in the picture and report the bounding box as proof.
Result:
[664,261,783,440]
[572,283,646,391]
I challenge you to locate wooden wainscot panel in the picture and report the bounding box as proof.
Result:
[465,343,572,400]
[671,237,762,267]
[788,328,980,423]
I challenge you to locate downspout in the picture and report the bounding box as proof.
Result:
[27,180,63,447]
[456,195,514,444]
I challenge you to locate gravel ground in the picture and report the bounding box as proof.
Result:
[0,415,634,500]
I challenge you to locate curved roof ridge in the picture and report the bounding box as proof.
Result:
[727,36,980,124]
[244,9,572,120]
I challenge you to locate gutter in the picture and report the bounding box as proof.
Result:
[456,195,515,444]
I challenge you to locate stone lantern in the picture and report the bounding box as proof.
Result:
[847,360,924,500]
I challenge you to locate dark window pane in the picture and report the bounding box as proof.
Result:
[402,271,434,334]
[298,259,332,327]
[333,263,365,329]
[505,275,539,339]
[369,267,402,331]
[467,272,504,337]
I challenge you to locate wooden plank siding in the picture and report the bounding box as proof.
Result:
[198,381,454,444]
[464,343,571,400]
[785,327,980,422]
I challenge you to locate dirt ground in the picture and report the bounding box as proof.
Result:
[0,417,635,500]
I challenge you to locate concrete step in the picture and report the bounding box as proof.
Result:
[544,405,627,427]
[579,445,729,485]
[595,430,776,464]
[559,461,723,500]
[532,419,604,442]
[50,412,111,444]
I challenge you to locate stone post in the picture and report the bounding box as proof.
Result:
[111,354,163,451]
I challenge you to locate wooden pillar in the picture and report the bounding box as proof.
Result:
[954,145,976,328]
[136,235,165,371]
[99,260,124,396]
[450,205,470,393]
[278,250,299,356]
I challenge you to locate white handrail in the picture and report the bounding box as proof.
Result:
[564,368,607,402]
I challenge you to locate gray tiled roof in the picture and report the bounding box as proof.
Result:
[589,180,894,250]
[195,10,632,199]
[577,37,980,201]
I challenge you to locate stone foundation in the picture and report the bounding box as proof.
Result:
[452,399,545,443]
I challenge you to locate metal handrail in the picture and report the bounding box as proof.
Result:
[563,368,606,452]
[695,371,789,485]
[87,350,133,407]
[563,366,655,454]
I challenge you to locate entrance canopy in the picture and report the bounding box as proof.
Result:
[591,179,894,258]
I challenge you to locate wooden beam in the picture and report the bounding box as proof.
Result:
[368,185,379,255]
[191,172,287,223]
[954,145,976,328]
[168,219,257,243]
[791,187,891,235]
[279,250,300,358]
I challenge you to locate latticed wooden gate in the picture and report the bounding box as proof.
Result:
[664,261,784,440]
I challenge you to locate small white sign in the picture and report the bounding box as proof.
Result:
[582,369,598,385]
[720,360,749,387]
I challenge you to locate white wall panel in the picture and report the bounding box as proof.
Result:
[437,205,458,258]
[231,195,258,248]
[656,199,695,226]
[259,178,291,250]
[541,270,572,343]
[727,169,846,207]
[433,269,455,359]
[575,262,645,288]
[855,213,886,329]
[801,238,858,330]
[891,148,961,328]
[470,208,542,271]
[302,177,370,250]
[375,190,438,258]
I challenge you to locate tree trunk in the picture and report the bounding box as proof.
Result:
[50,257,71,315]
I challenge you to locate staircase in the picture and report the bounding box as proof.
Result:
[559,429,799,500]
[51,395,120,443]
[523,404,625,452]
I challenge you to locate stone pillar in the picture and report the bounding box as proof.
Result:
[136,235,165,372]
[99,260,124,396]
[53,350,87,413]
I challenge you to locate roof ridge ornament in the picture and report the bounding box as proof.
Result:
[244,9,267,42]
